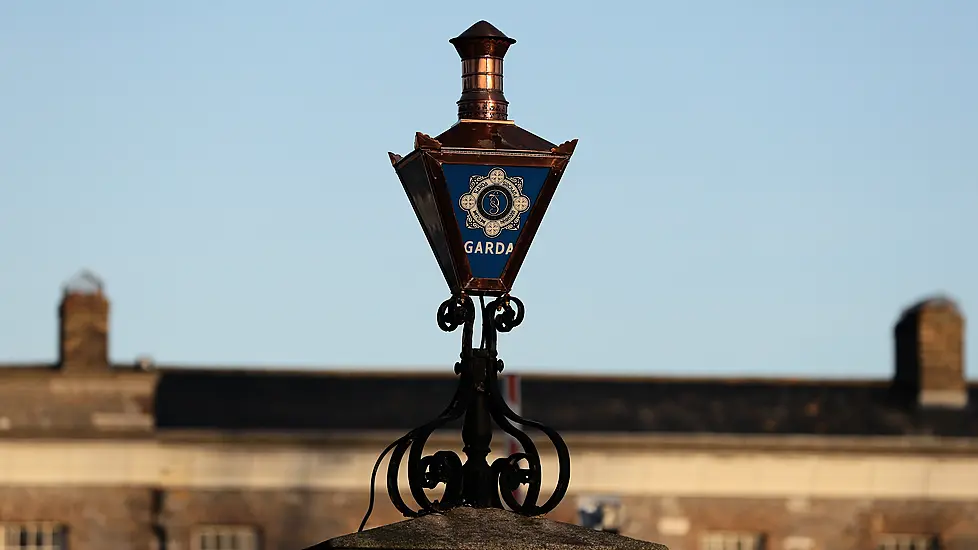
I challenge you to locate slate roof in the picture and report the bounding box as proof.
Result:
[152,368,978,438]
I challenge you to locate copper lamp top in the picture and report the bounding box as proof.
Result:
[450,21,516,122]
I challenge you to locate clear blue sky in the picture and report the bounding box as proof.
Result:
[1,1,975,378]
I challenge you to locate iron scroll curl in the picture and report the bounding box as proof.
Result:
[358,295,571,531]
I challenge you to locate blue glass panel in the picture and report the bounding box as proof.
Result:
[442,164,550,280]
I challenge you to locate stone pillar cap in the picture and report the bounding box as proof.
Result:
[309,508,667,550]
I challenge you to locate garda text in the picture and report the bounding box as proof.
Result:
[464,241,514,255]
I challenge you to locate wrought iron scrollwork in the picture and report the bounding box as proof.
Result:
[358,294,571,531]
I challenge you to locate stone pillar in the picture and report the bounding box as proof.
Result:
[893,297,967,408]
[58,271,110,373]
[305,507,667,550]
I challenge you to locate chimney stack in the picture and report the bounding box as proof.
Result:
[58,271,110,373]
[894,297,968,408]
[450,21,516,122]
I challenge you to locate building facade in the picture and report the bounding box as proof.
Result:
[0,276,976,550]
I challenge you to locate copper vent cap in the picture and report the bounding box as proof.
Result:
[450,21,516,122]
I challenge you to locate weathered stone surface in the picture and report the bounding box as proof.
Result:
[314,507,667,550]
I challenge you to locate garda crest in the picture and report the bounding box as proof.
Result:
[458,167,531,238]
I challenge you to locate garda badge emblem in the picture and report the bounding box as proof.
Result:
[458,168,531,238]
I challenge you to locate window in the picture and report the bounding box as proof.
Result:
[700,532,765,550]
[193,526,259,550]
[0,523,68,550]
[877,535,938,550]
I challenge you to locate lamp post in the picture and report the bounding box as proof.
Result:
[303,20,666,550]
[377,19,576,520]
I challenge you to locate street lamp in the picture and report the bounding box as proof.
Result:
[389,20,577,297]
[364,20,578,527]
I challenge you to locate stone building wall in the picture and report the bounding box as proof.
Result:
[0,487,155,550]
[2,486,978,550]
[569,496,978,550]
